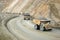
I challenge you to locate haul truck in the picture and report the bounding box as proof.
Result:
[33,19,52,31]
[24,13,31,20]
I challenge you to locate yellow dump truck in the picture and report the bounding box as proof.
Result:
[33,19,52,31]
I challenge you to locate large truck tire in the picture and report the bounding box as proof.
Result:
[34,24,40,30]
[43,27,52,31]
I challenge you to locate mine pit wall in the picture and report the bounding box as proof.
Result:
[49,3,60,28]
[0,12,21,23]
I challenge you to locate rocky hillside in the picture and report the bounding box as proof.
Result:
[0,0,60,27]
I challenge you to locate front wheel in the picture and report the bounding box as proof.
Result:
[34,25,40,30]
[34,25,37,30]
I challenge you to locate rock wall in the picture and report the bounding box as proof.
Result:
[49,3,60,27]
[0,12,20,22]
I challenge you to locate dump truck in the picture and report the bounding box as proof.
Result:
[33,18,52,31]
[24,13,31,20]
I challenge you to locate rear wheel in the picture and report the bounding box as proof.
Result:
[43,27,52,31]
